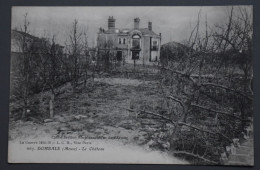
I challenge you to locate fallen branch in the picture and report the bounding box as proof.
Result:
[115,106,173,124]
[190,103,243,120]
[178,122,215,135]
[173,151,218,164]
[162,67,196,83]
[202,83,253,101]
[168,95,185,110]
[161,67,186,77]
[117,106,232,143]
[140,110,176,125]
[178,122,233,143]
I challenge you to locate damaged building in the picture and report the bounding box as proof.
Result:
[97,16,161,65]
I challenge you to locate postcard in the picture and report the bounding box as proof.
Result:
[8,6,253,165]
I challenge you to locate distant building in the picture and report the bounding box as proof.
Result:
[11,30,64,55]
[97,16,161,65]
[10,30,64,77]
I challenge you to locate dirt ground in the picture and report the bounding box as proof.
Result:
[8,75,187,163]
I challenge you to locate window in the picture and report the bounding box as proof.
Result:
[152,40,158,51]
[132,34,141,39]
[131,34,141,49]
[132,39,140,49]
[119,38,127,45]
[132,51,140,60]
[131,34,141,59]
[116,51,122,61]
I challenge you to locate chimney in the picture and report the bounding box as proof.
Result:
[134,18,140,29]
[108,16,115,30]
[148,21,152,31]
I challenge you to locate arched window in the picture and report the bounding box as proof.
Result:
[132,34,141,39]
[132,34,141,49]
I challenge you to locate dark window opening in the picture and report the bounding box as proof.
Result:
[132,51,140,60]
[152,40,158,51]
[123,38,126,44]
[116,51,122,61]
[118,38,122,44]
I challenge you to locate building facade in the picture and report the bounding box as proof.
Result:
[97,16,161,65]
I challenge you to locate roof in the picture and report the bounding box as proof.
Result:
[139,28,159,36]
[11,30,64,53]
[12,30,41,41]
[101,28,159,37]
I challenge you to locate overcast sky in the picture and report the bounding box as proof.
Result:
[12,6,252,47]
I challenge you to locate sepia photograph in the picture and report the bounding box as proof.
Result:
[8,6,253,165]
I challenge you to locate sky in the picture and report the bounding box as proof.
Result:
[11,6,252,47]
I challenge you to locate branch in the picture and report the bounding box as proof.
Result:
[173,151,218,164]
[178,122,215,135]
[115,106,176,125]
[161,67,196,83]
[140,110,176,125]
[202,83,253,100]
[168,96,185,110]
[161,67,186,77]
[120,107,136,113]
[118,106,232,143]
[190,103,243,120]
[178,122,233,143]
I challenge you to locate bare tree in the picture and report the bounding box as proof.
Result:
[46,35,64,118]
[82,31,90,87]
[67,19,83,93]
[12,13,33,119]
[212,7,253,93]
[96,35,114,72]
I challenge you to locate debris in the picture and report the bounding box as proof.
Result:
[68,122,85,131]
[54,116,66,123]
[57,127,70,133]
[220,152,228,162]
[162,142,170,150]
[44,122,60,126]
[233,138,240,147]
[147,140,156,147]
[44,119,53,123]
[74,115,88,120]
[136,135,147,145]
[74,115,81,120]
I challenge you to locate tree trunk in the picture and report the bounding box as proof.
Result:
[134,59,136,72]
[169,98,191,153]
[22,83,29,119]
[22,101,27,119]
[84,73,87,87]
[169,123,181,152]
[49,93,55,118]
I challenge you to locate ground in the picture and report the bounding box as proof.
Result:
[8,73,187,164]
